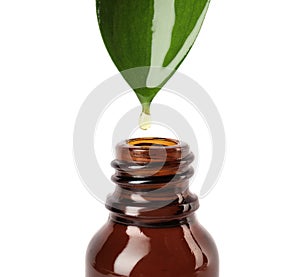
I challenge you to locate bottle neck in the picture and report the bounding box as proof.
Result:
[106,138,199,227]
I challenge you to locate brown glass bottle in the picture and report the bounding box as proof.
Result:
[86,138,219,277]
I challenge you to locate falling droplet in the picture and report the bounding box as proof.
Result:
[139,102,152,130]
[139,111,151,130]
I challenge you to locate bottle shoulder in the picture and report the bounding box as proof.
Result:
[86,218,218,277]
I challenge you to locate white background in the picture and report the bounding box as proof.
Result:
[1,0,300,276]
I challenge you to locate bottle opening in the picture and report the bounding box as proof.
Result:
[127,137,179,148]
[116,137,188,162]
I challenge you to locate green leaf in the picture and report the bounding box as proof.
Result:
[96,0,210,111]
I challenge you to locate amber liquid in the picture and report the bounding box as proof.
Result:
[86,138,219,277]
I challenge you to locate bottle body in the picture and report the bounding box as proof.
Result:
[86,214,218,277]
[86,138,219,277]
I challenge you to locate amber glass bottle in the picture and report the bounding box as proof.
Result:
[86,138,219,277]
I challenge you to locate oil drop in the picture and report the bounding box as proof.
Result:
[138,103,152,130]
[139,111,151,130]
